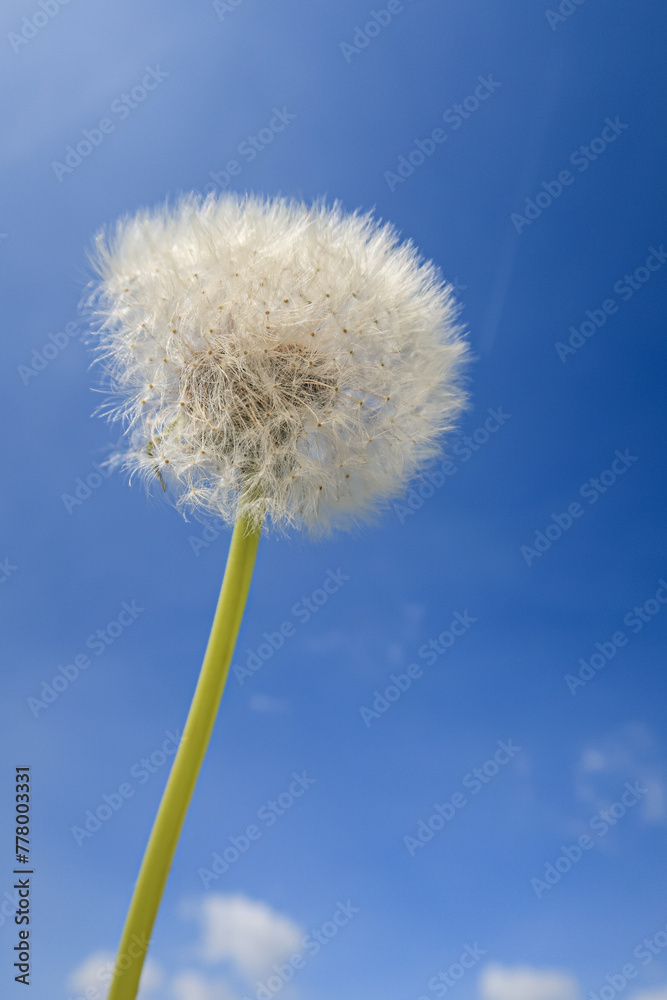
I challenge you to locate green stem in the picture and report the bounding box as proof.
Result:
[107,513,262,1000]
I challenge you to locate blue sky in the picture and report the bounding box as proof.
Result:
[1,1,667,999]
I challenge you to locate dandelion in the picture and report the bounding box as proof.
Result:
[89,193,468,535]
[86,192,470,999]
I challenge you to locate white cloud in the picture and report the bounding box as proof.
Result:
[575,724,667,826]
[171,971,239,1000]
[479,963,580,1000]
[68,951,113,996]
[193,893,303,979]
[67,950,162,998]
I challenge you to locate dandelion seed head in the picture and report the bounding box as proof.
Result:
[86,192,470,535]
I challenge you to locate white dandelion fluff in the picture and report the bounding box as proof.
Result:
[87,192,469,535]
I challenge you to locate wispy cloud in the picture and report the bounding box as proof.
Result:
[479,963,580,1000]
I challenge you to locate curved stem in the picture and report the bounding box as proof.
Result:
[107,514,262,1000]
